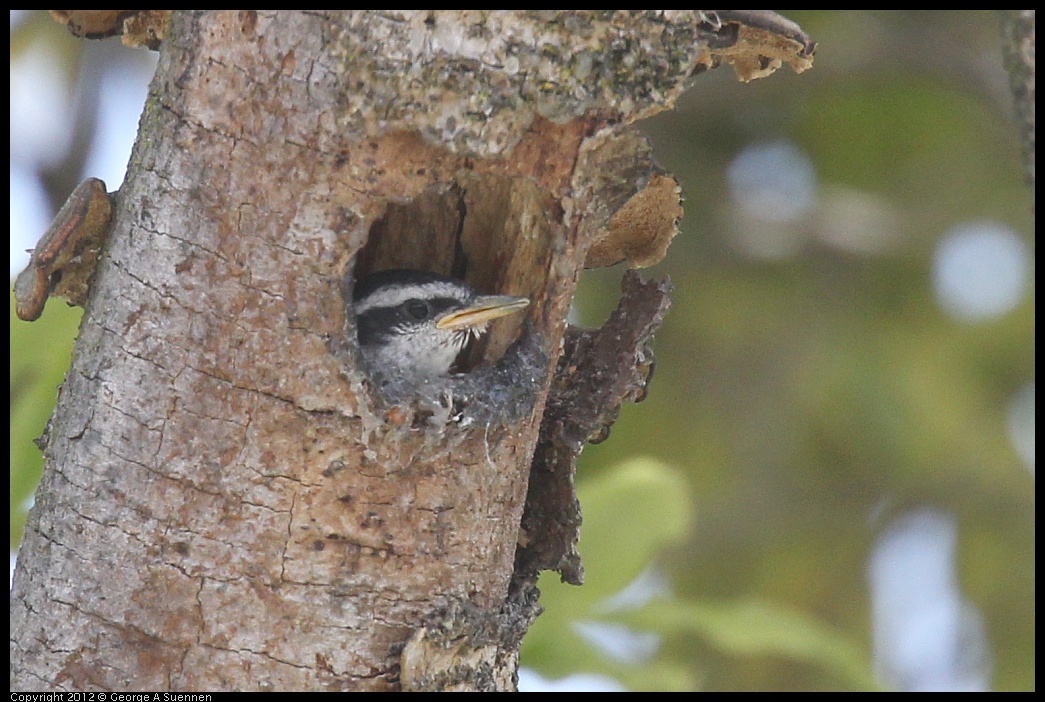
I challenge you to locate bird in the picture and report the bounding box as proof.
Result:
[353,269,530,378]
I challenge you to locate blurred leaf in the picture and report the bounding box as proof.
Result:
[522,457,694,686]
[522,455,880,691]
[618,598,882,691]
[575,457,695,601]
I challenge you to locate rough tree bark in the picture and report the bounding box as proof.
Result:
[10,10,813,691]
[999,10,1035,193]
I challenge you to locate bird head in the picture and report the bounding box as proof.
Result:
[353,269,530,377]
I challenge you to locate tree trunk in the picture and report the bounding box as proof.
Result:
[10,10,813,691]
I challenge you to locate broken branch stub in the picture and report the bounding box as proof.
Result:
[14,178,112,322]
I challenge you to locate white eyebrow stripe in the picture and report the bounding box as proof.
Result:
[354,281,470,316]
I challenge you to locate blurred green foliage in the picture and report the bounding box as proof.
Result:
[522,458,880,690]
[10,293,82,543]
[10,10,1034,691]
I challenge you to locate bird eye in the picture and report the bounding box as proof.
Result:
[405,299,430,320]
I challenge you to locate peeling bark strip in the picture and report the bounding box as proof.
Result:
[11,11,812,692]
[518,272,673,586]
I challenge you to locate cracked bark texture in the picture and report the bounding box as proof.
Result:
[10,10,813,691]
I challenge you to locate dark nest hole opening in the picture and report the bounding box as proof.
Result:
[349,174,557,377]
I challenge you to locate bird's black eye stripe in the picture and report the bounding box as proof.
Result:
[356,306,399,348]
[355,297,463,347]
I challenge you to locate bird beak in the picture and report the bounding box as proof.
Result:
[436,294,530,331]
